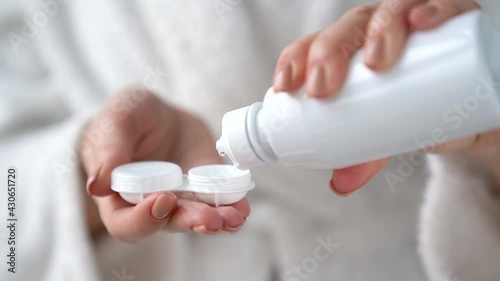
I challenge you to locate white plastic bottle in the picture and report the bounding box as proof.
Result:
[216,11,500,170]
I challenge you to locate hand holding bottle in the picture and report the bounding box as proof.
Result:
[271,0,500,195]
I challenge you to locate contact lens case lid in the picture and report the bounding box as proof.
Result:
[111,161,184,193]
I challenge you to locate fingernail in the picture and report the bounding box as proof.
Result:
[151,194,176,220]
[223,219,241,230]
[222,224,241,233]
[307,64,328,97]
[364,35,384,69]
[329,180,352,197]
[86,165,102,196]
[223,214,242,229]
[193,225,219,235]
[274,63,293,91]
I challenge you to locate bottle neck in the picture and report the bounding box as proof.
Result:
[246,102,277,165]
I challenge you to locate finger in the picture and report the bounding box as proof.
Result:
[175,192,250,219]
[409,0,481,30]
[476,129,500,147]
[330,157,391,195]
[166,199,225,235]
[306,3,379,98]
[421,135,477,153]
[364,0,426,71]
[95,192,178,243]
[166,199,250,235]
[217,198,251,233]
[225,198,251,218]
[216,206,246,233]
[273,32,320,93]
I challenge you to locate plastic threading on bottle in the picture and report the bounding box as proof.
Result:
[245,102,278,164]
[111,161,255,206]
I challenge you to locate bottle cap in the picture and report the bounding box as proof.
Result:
[111,161,255,206]
[216,102,265,169]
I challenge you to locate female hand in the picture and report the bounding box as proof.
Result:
[79,87,250,243]
[273,0,500,195]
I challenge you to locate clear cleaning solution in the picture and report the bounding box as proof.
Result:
[216,11,500,170]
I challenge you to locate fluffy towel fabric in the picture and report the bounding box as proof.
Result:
[0,0,499,280]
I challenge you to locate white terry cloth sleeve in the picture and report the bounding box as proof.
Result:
[0,110,101,281]
[419,153,500,281]
[0,1,102,280]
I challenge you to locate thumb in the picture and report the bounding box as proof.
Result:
[95,191,178,243]
[330,157,391,196]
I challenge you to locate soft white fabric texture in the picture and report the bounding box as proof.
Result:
[0,0,498,280]
[420,154,500,281]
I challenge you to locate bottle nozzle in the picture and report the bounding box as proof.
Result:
[216,139,226,157]
[216,103,266,170]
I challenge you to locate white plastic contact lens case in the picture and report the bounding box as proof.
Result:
[111,161,255,206]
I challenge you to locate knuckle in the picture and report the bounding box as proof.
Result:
[78,137,94,158]
[470,0,481,9]
[439,0,458,9]
[370,23,388,36]
[309,38,339,61]
[114,85,153,98]
[367,12,393,37]
[279,32,319,61]
[440,0,480,10]
[104,86,161,124]
[109,86,157,109]
[280,42,305,59]
[198,205,215,217]
[345,4,376,19]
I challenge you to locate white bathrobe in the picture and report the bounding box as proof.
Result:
[0,0,499,280]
